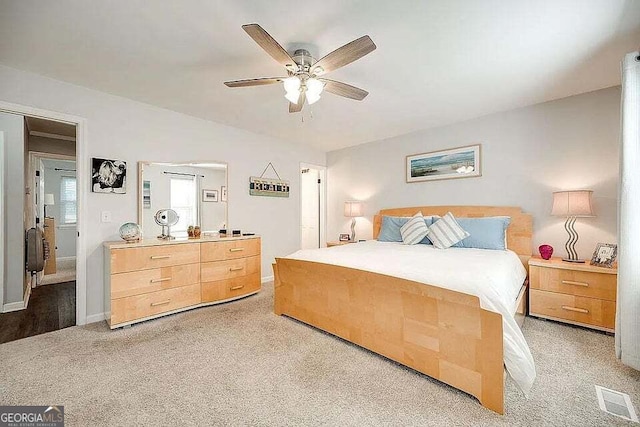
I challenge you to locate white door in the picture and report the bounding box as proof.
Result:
[300,164,326,249]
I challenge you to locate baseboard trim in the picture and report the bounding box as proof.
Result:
[85,312,106,324]
[261,275,274,284]
[2,285,31,313]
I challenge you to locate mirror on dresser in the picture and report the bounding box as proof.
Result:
[138,161,228,238]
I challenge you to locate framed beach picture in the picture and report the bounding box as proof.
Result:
[202,189,219,202]
[406,144,481,183]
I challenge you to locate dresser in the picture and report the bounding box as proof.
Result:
[104,236,261,329]
[528,257,617,332]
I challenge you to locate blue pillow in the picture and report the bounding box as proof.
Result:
[378,215,434,244]
[452,216,511,250]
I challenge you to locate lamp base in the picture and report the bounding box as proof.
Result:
[562,258,586,263]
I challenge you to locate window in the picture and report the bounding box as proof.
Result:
[170,177,197,233]
[59,176,77,224]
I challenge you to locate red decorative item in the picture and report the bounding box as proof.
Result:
[539,244,554,260]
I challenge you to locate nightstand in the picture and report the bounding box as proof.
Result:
[528,257,617,332]
[326,241,353,247]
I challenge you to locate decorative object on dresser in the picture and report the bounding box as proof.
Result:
[344,201,363,241]
[538,244,554,260]
[551,190,595,263]
[529,256,617,332]
[92,158,126,194]
[590,243,617,268]
[338,233,350,242]
[103,236,261,329]
[249,162,289,198]
[154,209,179,240]
[406,144,481,183]
[118,222,141,243]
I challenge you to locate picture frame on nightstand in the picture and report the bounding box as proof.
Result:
[339,233,351,242]
[590,243,617,268]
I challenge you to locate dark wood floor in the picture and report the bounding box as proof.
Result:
[0,281,76,344]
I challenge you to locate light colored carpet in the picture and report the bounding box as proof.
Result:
[40,258,76,286]
[1,282,638,426]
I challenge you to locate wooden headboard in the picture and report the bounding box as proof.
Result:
[373,206,533,265]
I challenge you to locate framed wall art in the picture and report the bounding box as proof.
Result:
[406,144,481,183]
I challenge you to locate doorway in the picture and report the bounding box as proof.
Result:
[0,114,79,343]
[300,163,326,249]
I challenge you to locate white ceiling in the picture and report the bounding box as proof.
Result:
[1,1,639,151]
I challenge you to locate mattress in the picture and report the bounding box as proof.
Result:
[286,240,536,395]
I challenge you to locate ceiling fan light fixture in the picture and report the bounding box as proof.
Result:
[283,76,301,94]
[285,91,300,104]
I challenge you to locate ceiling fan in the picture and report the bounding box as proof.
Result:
[224,24,376,113]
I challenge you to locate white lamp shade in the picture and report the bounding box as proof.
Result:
[44,193,55,205]
[283,77,301,93]
[344,201,363,217]
[551,190,595,217]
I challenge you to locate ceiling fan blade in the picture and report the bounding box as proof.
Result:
[311,35,376,75]
[289,91,306,113]
[242,24,296,69]
[224,77,285,88]
[319,79,369,100]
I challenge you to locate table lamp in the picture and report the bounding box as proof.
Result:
[44,193,55,218]
[551,190,595,263]
[344,201,363,241]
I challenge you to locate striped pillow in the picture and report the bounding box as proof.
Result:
[428,212,470,249]
[400,212,430,245]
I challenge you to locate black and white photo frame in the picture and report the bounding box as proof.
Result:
[590,243,617,268]
[92,158,127,193]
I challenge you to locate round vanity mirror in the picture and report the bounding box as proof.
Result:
[154,208,179,240]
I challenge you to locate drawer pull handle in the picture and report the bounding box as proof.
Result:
[150,255,171,260]
[561,305,589,314]
[151,300,171,307]
[229,266,244,272]
[230,285,245,291]
[562,280,589,287]
[229,248,244,252]
[150,277,172,283]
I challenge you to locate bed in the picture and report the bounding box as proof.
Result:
[272,206,535,414]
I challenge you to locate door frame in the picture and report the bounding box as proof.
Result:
[0,100,88,325]
[299,163,327,249]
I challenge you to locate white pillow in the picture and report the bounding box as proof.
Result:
[428,212,470,249]
[400,212,430,245]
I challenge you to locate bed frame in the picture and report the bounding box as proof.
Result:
[273,206,532,414]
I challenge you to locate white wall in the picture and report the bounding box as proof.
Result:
[42,159,77,258]
[327,87,620,259]
[0,111,26,304]
[0,64,325,320]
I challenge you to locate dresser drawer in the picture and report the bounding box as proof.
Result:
[110,263,200,299]
[110,283,201,325]
[201,255,260,282]
[530,266,616,301]
[201,272,261,302]
[529,289,615,330]
[111,243,200,274]
[201,238,260,262]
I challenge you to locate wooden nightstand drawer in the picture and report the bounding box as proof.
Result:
[529,289,615,330]
[530,265,616,301]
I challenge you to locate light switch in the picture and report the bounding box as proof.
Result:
[101,211,112,223]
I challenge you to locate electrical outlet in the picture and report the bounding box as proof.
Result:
[101,211,112,223]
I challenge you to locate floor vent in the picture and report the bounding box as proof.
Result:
[595,385,638,422]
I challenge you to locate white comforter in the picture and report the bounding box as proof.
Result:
[286,241,536,394]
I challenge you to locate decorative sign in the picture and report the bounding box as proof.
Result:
[249,162,289,198]
[249,176,289,197]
